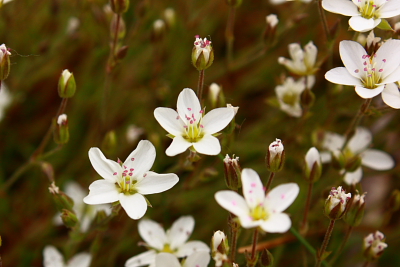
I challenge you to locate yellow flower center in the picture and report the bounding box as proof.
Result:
[282,91,298,106]
[250,205,269,221]
[359,1,379,19]
[161,244,175,253]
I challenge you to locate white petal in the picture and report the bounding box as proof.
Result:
[166,136,192,156]
[379,0,400,18]
[355,85,384,99]
[64,182,86,208]
[136,171,179,195]
[124,140,156,177]
[177,88,202,123]
[320,151,332,163]
[154,108,185,136]
[382,83,400,109]
[67,253,92,267]
[175,241,210,258]
[347,127,371,153]
[125,250,157,267]
[381,66,400,84]
[339,41,366,79]
[322,132,345,151]
[43,246,64,267]
[259,213,291,233]
[83,180,119,205]
[138,219,167,250]
[239,217,261,229]
[305,147,321,168]
[184,252,211,267]
[241,168,265,209]
[168,216,195,250]
[349,16,379,32]
[343,168,363,185]
[374,40,400,80]
[265,183,299,213]
[322,0,359,16]
[325,67,362,86]
[119,193,147,220]
[154,253,180,267]
[214,190,250,218]
[201,108,235,134]
[192,135,221,155]
[361,149,394,170]
[88,147,120,182]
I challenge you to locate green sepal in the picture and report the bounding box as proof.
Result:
[377,19,393,31]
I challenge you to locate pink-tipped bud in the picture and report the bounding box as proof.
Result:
[324,186,351,220]
[363,231,387,262]
[266,139,285,172]
[192,36,214,71]
[224,154,241,190]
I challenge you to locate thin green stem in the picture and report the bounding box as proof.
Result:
[265,172,275,193]
[229,214,240,263]
[317,0,331,42]
[112,14,121,59]
[300,181,314,234]
[247,228,259,267]
[315,219,336,267]
[197,70,205,103]
[225,5,236,67]
[329,226,353,265]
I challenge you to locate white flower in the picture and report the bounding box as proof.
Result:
[126,124,144,144]
[83,140,179,220]
[0,83,12,121]
[54,181,111,232]
[305,147,322,182]
[266,14,278,28]
[275,77,306,117]
[155,252,210,267]
[43,245,91,267]
[215,168,299,233]
[320,127,394,184]
[125,216,210,267]
[325,40,400,108]
[363,231,388,260]
[322,0,400,32]
[154,88,235,156]
[324,186,352,219]
[57,114,67,125]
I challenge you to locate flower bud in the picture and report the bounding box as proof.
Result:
[212,231,229,267]
[110,0,129,14]
[387,189,400,213]
[264,14,278,45]
[209,83,221,108]
[344,192,366,227]
[192,35,214,71]
[61,209,79,228]
[304,147,322,183]
[266,139,285,172]
[224,154,241,190]
[50,185,74,212]
[324,186,351,220]
[0,44,11,81]
[102,130,117,155]
[259,249,274,267]
[53,114,69,145]
[163,8,175,28]
[58,69,76,98]
[363,231,387,262]
[151,19,166,42]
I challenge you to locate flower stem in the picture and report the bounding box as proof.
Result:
[197,70,205,103]
[265,172,275,193]
[225,4,236,68]
[229,213,240,263]
[317,0,331,42]
[247,228,259,267]
[329,226,353,265]
[315,219,336,267]
[300,181,314,235]
[112,14,121,60]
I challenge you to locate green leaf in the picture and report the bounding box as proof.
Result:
[377,19,393,31]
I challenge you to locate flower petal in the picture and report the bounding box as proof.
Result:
[138,219,167,250]
[374,40,400,80]
[265,183,299,213]
[214,190,250,218]
[154,107,185,136]
[382,83,400,109]
[322,0,360,16]
[241,168,265,209]
[125,250,157,267]
[83,180,119,205]
[168,216,195,250]
[349,16,379,32]
[43,246,64,267]
[339,41,367,79]
[124,140,156,178]
[175,241,210,258]
[201,107,235,134]
[239,217,262,229]
[119,193,147,220]
[192,135,221,155]
[322,132,345,151]
[184,252,211,267]
[347,127,371,154]
[154,253,180,267]
[259,213,291,233]
[325,67,362,86]
[361,149,394,170]
[136,171,179,195]
[381,66,400,84]
[177,88,202,123]
[88,147,120,182]
[305,147,321,169]
[320,151,332,163]
[378,0,400,18]
[343,168,363,185]
[355,85,384,99]
[166,136,192,156]
[67,253,92,267]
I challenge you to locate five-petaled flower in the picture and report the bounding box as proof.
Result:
[325,40,400,109]
[125,216,210,267]
[215,168,299,233]
[275,77,306,117]
[83,140,179,220]
[155,252,210,267]
[322,0,400,32]
[154,88,236,156]
[43,245,91,267]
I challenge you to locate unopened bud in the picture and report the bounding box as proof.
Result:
[266,139,285,172]
[300,88,315,108]
[192,35,214,71]
[50,187,74,212]
[102,130,117,155]
[0,44,10,81]
[61,209,79,228]
[304,147,322,183]
[209,83,221,108]
[163,8,175,28]
[58,69,76,98]
[224,155,241,190]
[110,0,129,14]
[151,19,166,42]
[387,189,400,213]
[53,114,69,145]
[212,231,229,267]
[259,249,274,267]
[264,14,278,44]
[363,231,387,262]
[324,186,351,220]
[344,192,366,227]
